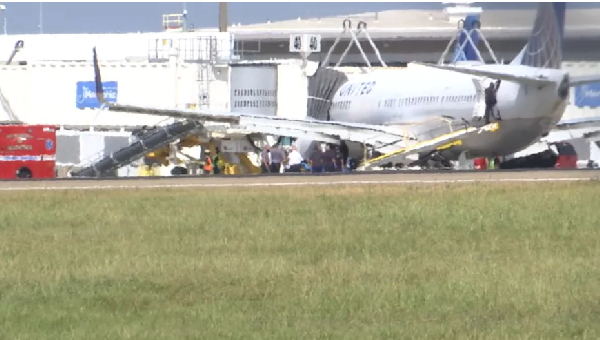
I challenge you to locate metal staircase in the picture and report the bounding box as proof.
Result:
[198,36,219,109]
[70,120,204,178]
[0,88,19,122]
[358,121,501,170]
[0,40,24,123]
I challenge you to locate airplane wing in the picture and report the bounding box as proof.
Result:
[542,117,600,143]
[105,103,414,152]
[412,62,557,87]
[568,75,600,87]
[418,62,600,89]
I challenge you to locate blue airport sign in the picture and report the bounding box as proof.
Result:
[76,81,118,109]
[574,83,600,108]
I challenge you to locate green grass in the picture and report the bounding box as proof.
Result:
[1,182,600,339]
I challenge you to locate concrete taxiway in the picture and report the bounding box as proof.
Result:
[0,169,598,191]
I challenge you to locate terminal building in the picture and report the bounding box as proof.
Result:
[0,3,598,169]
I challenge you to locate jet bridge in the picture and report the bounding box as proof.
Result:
[307,19,387,121]
[69,120,204,178]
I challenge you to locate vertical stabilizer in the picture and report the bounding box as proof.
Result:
[511,3,566,69]
[453,14,481,62]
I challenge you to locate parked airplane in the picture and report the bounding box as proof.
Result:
[91,2,600,169]
[447,9,600,168]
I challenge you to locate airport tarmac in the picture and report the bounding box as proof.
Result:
[1,169,599,191]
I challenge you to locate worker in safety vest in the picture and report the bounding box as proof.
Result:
[488,154,501,170]
[212,148,222,175]
[493,155,501,169]
[203,149,213,174]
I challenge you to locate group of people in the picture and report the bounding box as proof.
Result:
[260,141,352,174]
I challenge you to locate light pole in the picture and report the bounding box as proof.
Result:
[219,2,227,32]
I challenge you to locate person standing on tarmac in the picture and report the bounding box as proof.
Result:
[322,144,338,172]
[212,147,222,175]
[285,145,304,172]
[309,145,324,173]
[260,146,270,174]
[269,144,284,173]
[484,80,502,125]
[493,154,501,170]
[339,141,349,172]
[203,149,213,174]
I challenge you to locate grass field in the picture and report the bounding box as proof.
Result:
[1,181,600,339]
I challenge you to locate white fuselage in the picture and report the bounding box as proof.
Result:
[299,64,569,161]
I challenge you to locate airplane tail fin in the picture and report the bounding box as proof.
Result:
[511,3,566,69]
[453,14,481,62]
[92,47,109,106]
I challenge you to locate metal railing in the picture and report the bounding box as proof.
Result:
[321,19,387,69]
[437,19,499,65]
